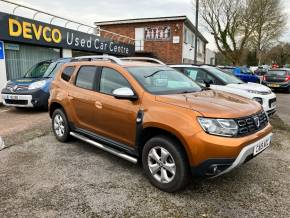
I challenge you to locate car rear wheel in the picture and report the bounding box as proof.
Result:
[52,109,70,142]
[142,135,189,192]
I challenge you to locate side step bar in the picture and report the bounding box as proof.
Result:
[70,132,138,164]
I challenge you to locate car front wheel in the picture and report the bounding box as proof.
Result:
[52,109,70,142]
[142,135,189,192]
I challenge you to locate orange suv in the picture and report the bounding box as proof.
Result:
[49,56,272,192]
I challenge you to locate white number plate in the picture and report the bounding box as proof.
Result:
[253,135,272,156]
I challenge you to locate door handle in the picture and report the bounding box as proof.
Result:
[95,101,103,109]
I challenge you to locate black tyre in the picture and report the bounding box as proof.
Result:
[142,135,190,192]
[52,109,70,142]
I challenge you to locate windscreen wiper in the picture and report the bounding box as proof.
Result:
[144,70,174,78]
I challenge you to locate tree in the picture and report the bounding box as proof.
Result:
[198,0,286,65]
[250,0,286,65]
[266,42,290,66]
[198,0,257,65]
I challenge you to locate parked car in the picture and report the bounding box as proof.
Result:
[49,56,272,192]
[217,66,236,75]
[262,68,290,93]
[233,67,260,83]
[1,58,72,109]
[171,65,277,116]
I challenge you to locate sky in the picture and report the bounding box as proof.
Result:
[1,0,290,50]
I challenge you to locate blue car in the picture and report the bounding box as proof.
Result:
[1,58,72,109]
[233,67,260,83]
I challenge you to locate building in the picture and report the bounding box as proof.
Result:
[205,48,216,65]
[95,16,208,64]
[0,2,134,97]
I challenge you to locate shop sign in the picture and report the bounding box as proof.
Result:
[0,12,134,56]
[5,43,19,51]
[144,26,171,41]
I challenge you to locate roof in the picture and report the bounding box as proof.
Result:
[94,15,208,43]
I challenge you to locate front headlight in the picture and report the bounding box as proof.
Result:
[247,89,272,95]
[28,80,46,90]
[198,117,238,137]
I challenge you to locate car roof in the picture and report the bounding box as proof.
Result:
[65,60,165,67]
[170,64,201,68]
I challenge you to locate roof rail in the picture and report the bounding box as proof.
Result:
[120,57,166,65]
[72,55,123,65]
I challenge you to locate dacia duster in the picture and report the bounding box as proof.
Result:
[49,56,273,192]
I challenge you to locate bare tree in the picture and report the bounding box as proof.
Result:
[198,0,257,65]
[250,0,286,65]
[197,0,286,65]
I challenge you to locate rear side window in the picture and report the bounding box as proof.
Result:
[61,66,75,81]
[75,66,99,90]
[100,67,131,95]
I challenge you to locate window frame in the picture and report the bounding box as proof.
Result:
[61,66,76,82]
[74,65,101,91]
[99,66,136,97]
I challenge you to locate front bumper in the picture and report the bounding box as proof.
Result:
[256,93,277,116]
[191,132,272,177]
[1,89,49,108]
[2,94,33,107]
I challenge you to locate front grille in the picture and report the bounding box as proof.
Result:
[269,98,277,108]
[236,111,268,137]
[5,99,28,105]
[6,84,29,92]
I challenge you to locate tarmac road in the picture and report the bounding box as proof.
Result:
[276,93,290,126]
[0,94,289,217]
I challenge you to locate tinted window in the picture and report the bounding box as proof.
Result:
[75,66,98,90]
[127,66,202,95]
[100,67,131,95]
[267,70,287,77]
[61,66,75,81]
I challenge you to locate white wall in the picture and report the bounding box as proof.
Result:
[0,41,7,103]
[62,49,72,57]
[205,48,216,65]
[182,26,205,64]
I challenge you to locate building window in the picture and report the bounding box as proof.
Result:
[135,28,144,51]
[191,33,195,47]
[184,27,188,44]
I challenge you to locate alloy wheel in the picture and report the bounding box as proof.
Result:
[147,146,176,183]
[53,114,65,137]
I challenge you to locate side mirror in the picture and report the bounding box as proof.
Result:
[112,87,138,100]
[203,79,213,87]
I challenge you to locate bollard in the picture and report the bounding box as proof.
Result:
[0,136,5,150]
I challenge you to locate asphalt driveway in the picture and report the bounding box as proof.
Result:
[0,94,289,217]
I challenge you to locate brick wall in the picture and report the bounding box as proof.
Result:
[99,20,184,64]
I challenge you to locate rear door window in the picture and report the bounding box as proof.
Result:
[61,66,75,82]
[75,66,99,90]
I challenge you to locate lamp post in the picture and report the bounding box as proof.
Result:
[194,0,199,65]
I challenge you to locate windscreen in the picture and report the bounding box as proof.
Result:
[126,66,202,95]
[24,62,52,78]
[202,66,244,84]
